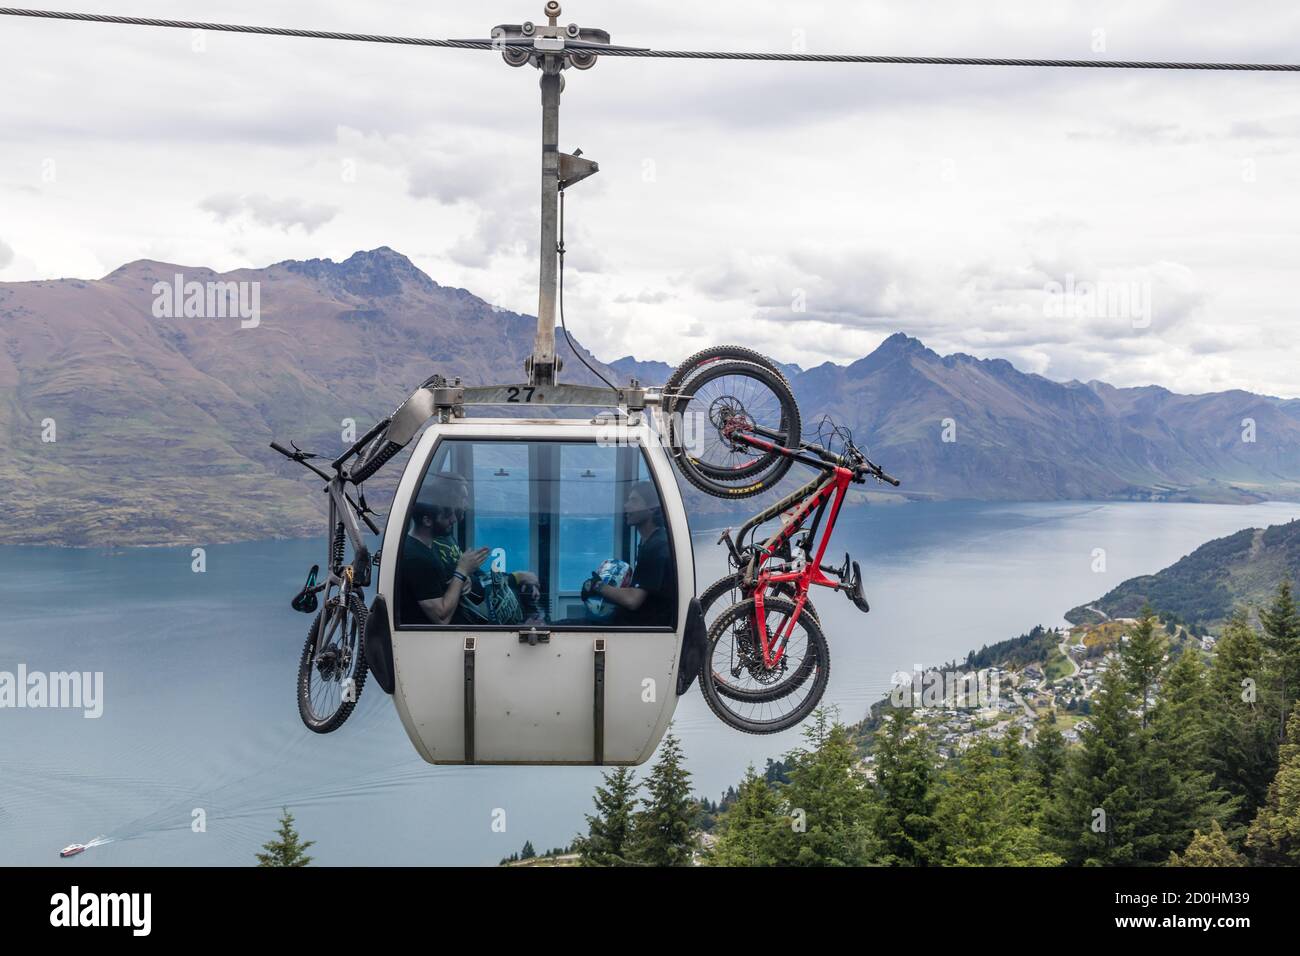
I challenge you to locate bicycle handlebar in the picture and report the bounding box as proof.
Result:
[270,440,332,482]
[736,426,901,487]
[860,460,901,486]
[270,440,382,535]
[801,438,901,487]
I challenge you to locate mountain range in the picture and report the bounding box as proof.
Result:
[4,247,1300,546]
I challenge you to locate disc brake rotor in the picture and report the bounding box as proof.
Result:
[729,618,787,685]
[708,397,756,453]
[315,647,340,682]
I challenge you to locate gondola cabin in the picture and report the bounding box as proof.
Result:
[377,413,693,765]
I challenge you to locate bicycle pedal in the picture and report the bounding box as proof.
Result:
[847,560,870,614]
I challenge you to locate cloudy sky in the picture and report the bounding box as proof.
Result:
[2,0,1300,395]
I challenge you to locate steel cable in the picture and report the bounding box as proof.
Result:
[3,8,1300,72]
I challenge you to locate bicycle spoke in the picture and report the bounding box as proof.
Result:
[302,600,363,726]
[706,601,825,729]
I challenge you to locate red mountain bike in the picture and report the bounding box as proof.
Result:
[668,349,899,733]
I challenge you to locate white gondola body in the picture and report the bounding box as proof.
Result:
[378,414,693,765]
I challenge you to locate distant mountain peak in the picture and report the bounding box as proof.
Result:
[876,331,929,354]
[279,247,436,298]
[845,331,937,377]
[104,259,218,281]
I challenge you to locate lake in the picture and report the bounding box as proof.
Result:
[3,499,1298,866]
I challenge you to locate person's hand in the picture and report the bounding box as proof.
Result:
[581,571,602,601]
[456,547,491,576]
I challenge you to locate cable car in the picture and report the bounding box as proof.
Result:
[377,410,694,765]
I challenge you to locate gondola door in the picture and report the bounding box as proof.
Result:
[468,438,591,763]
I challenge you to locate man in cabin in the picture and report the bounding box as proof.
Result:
[587,480,676,627]
[399,473,490,625]
[400,472,544,626]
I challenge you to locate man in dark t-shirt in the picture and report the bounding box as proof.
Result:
[591,481,677,628]
[399,472,543,626]
[398,474,489,626]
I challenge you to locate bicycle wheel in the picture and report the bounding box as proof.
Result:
[665,345,792,402]
[667,349,798,485]
[669,360,801,499]
[698,597,830,735]
[698,573,820,703]
[298,589,369,734]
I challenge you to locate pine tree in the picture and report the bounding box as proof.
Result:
[1001,725,1048,825]
[255,807,314,867]
[520,840,536,860]
[1246,704,1300,865]
[873,708,939,865]
[1122,608,1164,727]
[575,766,639,866]
[1139,643,1237,861]
[628,729,696,866]
[932,734,1062,866]
[1207,611,1278,830]
[1046,663,1142,865]
[1033,723,1068,793]
[706,765,787,866]
[1168,821,1245,866]
[774,711,879,866]
[1260,581,1300,742]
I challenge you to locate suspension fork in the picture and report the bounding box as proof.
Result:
[314,477,367,659]
[752,585,813,669]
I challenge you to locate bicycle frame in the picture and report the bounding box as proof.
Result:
[271,438,380,666]
[726,432,857,670]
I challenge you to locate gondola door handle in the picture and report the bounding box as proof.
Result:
[518,627,551,646]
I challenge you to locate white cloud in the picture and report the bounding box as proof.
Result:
[200,193,338,234]
[1,0,1299,395]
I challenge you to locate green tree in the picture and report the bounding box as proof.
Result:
[1260,581,1300,742]
[1122,608,1164,727]
[1168,821,1245,866]
[1246,703,1300,865]
[1033,723,1068,793]
[1046,664,1143,865]
[256,807,314,867]
[1139,643,1237,861]
[706,765,787,866]
[873,708,939,865]
[629,729,696,866]
[775,711,879,866]
[575,766,639,866]
[520,840,536,860]
[1207,611,1278,830]
[932,734,1062,866]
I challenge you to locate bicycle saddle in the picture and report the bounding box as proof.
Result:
[291,565,321,614]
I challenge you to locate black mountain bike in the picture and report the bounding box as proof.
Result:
[272,436,386,733]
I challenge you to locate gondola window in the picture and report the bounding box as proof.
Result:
[396,439,677,629]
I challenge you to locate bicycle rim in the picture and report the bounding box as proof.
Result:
[699,597,829,734]
[669,361,800,499]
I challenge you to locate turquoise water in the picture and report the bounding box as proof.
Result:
[2,499,1298,866]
